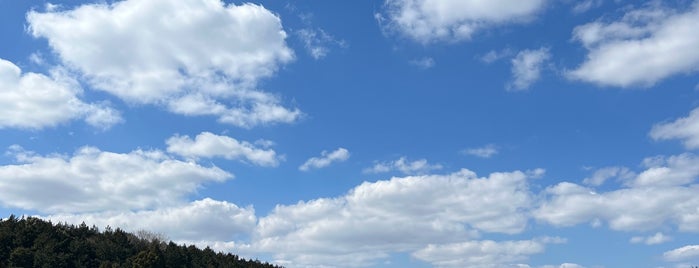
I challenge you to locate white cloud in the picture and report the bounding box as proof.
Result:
[412,238,565,268]
[378,0,546,43]
[568,2,699,87]
[645,232,672,245]
[28,52,45,65]
[571,0,603,14]
[536,184,699,231]
[82,103,124,130]
[582,166,634,186]
[463,144,499,158]
[508,48,551,91]
[46,198,255,242]
[664,245,699,262]
[363,157,443,175]
[249,169,537,267]
[166,132,280,167]
[299,148,350,171]
[634,154,699,187]
[480,48,514,64]
[651,107,699,149]
[534,154,699,232]
[540,264,586,268]
[254,139,276,148]
[0,59,122,129]
[0,145,231,213]
[27,0,300,128]
[630,232,672,245]
[409,57,436,69]
[288,7,345,60]
[216,101,302,128]
[559,264,585,268]
[296,28,345,60]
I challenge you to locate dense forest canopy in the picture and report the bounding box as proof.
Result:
[0,215,281,268]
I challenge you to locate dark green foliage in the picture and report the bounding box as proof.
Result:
[9,247,34,267]
[0,215,281,268]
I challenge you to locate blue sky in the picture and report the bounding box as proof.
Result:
[1,0,699,267]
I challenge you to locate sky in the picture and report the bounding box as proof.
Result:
[1,0,699,267]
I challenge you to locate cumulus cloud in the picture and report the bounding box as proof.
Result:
[377,0,546,43]
[535,184,699,231]
[0,145,231,213]
[651,107,699,149]
[664,245,699,262]
[568,2,699,87]
[412,238,565,268]
[634,154,699,187]
[534,154,699,231]
[463,144,499,158]
[363,156,443,175]
[508,48,551,91]
[0,59,122,129]
[27,0,300,128]
[46,198,255,242]
[630,232,671,245]
[299,148,350,171]
[166,132,281,167]
[249,169,537,267]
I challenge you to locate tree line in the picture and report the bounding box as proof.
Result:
[0,215,281,268]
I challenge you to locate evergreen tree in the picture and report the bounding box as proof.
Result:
[0,215,281,268]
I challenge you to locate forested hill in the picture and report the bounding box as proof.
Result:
[0,215,281,268]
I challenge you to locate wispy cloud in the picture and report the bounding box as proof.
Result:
[582,166,634,186]
[364,157,442,175]
[571,0,603,14]
[296,28,346,60]
[462,144,499,158]
[409,57,435,69]
[508,48,551,91]
[299,148,350,171]
[290,7,346,60]
[630,232,671,245]
[480,49,514,64]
